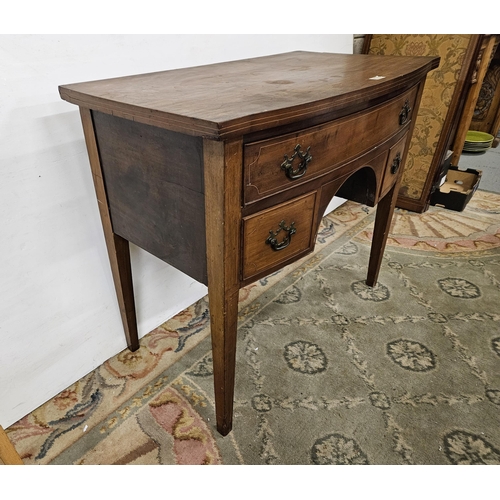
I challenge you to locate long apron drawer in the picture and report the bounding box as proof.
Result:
[244,85,418,204]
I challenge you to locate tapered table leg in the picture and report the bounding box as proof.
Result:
[366,180,400,287]
[203,138,243,435]
[79,107,139,351]
[105,234,139,351]
[207,288,240,435]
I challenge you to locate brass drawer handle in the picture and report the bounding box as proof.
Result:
[399,100,412,125]
[266,220,296,251]
[391,152,402,174]
[281,144,312,180]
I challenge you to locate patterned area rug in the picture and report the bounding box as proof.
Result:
[6,190,500,465]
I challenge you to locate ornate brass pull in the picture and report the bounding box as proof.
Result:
[281,144,312,180]
[391,152,402,175]
[266,220,296,251]
[399,100,411,125]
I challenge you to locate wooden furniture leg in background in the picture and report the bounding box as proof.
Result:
[0,426,23,465]
[203,139,243,436]
[79,108,139,352]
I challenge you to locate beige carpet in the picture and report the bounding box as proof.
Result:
[6,190,500,465]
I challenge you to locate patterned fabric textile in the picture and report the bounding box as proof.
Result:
[368,34,472,201]
[5,190,500,465]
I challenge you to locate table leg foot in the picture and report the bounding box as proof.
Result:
[217,420,233,437]
[209,289,239,437]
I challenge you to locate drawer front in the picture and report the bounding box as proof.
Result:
[242,192,317,281]
[244,85,418,204]
[379,133,408,198]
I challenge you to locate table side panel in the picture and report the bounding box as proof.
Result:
[92,111,208,284]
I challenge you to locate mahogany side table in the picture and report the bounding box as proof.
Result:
[59,51,439,435]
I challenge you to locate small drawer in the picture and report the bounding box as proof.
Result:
[244,85,418,204]
[241,192,317,281]
[379,133,408,198]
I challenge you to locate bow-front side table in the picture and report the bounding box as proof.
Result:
[59,51,438,435]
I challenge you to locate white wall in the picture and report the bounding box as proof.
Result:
[0,35,353,428]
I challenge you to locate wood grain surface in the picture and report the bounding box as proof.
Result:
[59,52,438,139]
[243,86,418,204]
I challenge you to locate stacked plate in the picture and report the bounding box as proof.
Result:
[463,130,494,153]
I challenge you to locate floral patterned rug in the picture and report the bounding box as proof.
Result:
[5,190,500,465]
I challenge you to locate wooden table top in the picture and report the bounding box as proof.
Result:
[59,51,439,139]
